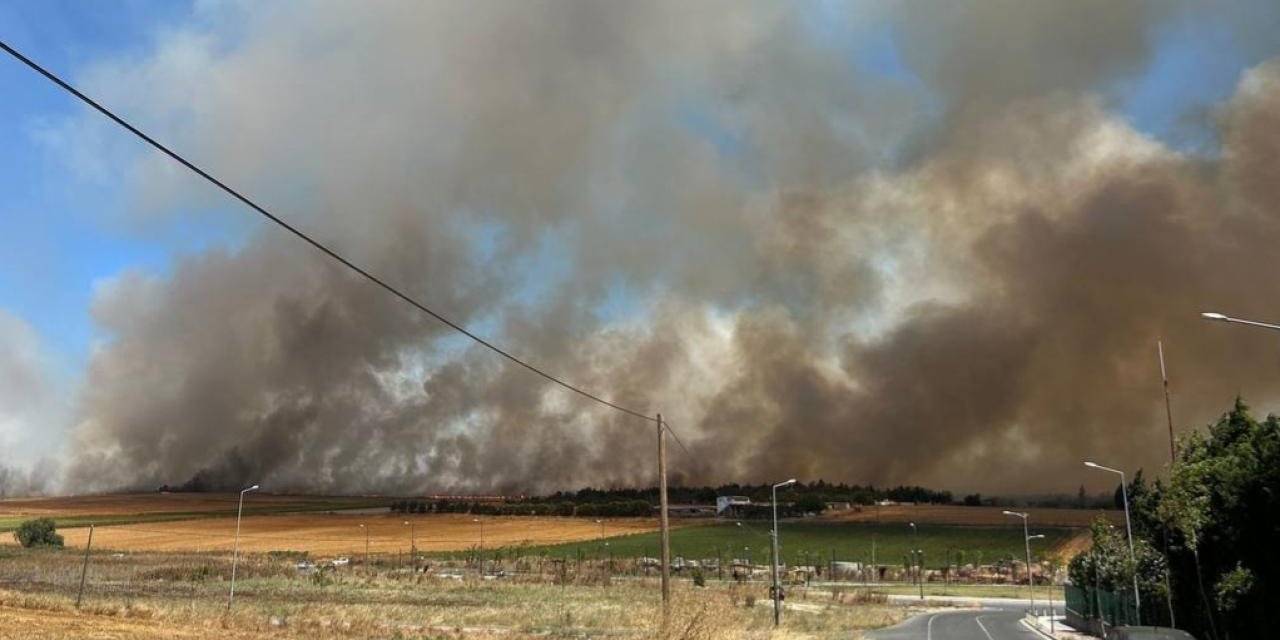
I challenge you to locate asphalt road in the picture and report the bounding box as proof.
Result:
[869,606,1047,640]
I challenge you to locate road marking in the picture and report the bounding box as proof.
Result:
[975,615,997,640]
[927,613,938,640]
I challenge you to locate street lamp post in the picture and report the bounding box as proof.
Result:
[771,478,796,627]
[1027,534,1049,631]
[227,483,260,614]
[404,521,416,573]
[473,517,485,573]
[908,522,922,598]
[1200,311,1280,332]
[1003,510,1037,615]
[917,549,925,599]
[1086,461,1141,625]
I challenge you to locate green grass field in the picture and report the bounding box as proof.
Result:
[467,520,1075,570]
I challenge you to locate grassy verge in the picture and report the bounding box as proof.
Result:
[858,582,1062,601]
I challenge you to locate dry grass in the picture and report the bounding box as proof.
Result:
[822,504,1122,528]
[1051,528,1094,561]
[0,547,909,639]
[46,513,663,555]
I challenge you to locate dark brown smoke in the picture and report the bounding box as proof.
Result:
[56,3,1280,495]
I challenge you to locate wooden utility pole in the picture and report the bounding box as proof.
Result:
[657,413,671,610]
[76,524,94,608]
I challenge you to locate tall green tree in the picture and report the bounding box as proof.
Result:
[1113,398,1280,640]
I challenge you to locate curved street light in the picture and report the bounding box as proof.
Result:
[1085,461,1141,625]
[908,522,922,599]
[228,483,260,613]
[404,520,416,572]
[1200,311,1280,332]
[1002,510,1037,615]
[771,478,796,627]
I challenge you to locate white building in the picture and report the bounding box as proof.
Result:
[715,495,751,516]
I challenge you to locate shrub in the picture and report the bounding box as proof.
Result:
[14,518,63,548]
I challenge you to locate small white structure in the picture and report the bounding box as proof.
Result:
[716,495,751,516]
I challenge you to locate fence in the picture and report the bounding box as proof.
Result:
[1065,583,1144,634]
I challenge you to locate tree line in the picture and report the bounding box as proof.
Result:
[534,481,955,507]
[391,499,652,517]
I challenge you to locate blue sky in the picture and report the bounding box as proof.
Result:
[0,0,251,369]
[0,2,1276,453]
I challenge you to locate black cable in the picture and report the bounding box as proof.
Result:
[660,418,692,459]
[0,38,652,423]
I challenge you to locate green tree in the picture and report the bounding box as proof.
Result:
[14,518,64,548]
[1119,397,1280,640]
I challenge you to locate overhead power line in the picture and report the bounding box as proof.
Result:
[0,38,655,423]
[659,417,692,459]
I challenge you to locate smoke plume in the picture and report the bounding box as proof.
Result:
[51,2,1280,494]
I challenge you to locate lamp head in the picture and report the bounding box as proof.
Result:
[1084,461,1099,468]
[1201,312,1228,321]
[244,484,260,492]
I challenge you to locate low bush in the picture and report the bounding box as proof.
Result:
[13,518,63,548]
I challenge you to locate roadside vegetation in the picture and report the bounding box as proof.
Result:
[1073,398,1280,639]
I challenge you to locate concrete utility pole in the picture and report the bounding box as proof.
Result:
[657,413,671,611]
[76,524,94,608]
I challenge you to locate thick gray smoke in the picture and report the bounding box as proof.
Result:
[0,311,62,495]
[56,2,1280,494]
